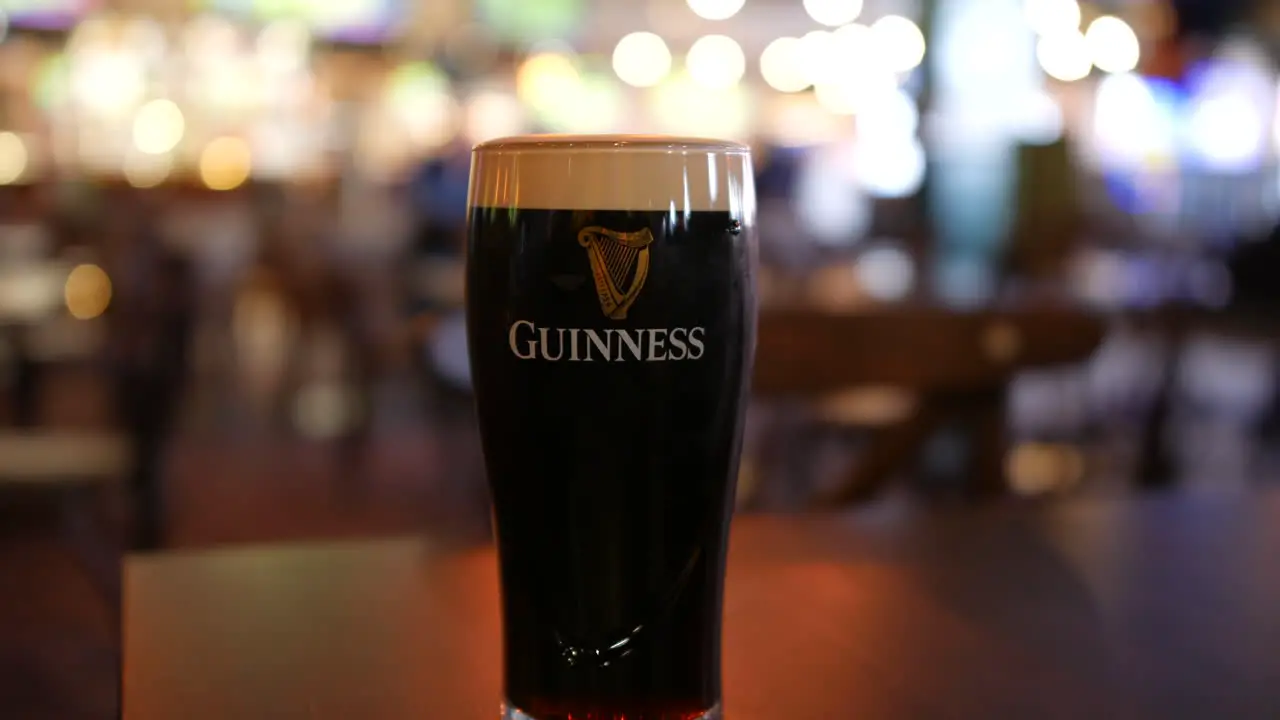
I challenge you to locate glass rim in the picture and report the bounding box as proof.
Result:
[472,134,750,155]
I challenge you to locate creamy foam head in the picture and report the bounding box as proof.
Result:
[468,134,755,214]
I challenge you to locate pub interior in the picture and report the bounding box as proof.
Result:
[3,0,1280,717]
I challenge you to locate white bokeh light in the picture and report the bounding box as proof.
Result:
[1024,0,1081,36]
[760,37,809,92]
[686,34,746,90]
[465,90,526,143]
[1188,94,1266,173]
[687,0,746,21]
[613,32,672,88]
[132,99,186,155]
[856,244,917,301]
[1037,31,1092,82]
[803,0,864,27]
[869,15,927,73]
[855,135,927,198]
[1085,16,1140,74]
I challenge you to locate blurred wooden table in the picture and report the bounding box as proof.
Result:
[123,489,1280,720]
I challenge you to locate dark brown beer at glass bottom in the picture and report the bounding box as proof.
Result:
[467,206,755,720]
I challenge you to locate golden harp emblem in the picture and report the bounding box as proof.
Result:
[577,226,656,320]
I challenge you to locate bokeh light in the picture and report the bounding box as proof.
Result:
[64,264,112,321]
[517,51,582,110]
[686,35,746,90]
[869,15,926,73]
[0,132,28,186]
[855,135,927,198]
[613,31,672,88]
[652,70,749,139]
[256,19,311,76]
[803,0,863,27]
[1024,0,1081,37]
[199,136,253,191]
[855,244,916,301]
[760,37,809,92]
[1037,31,1092,82]
[123,151,173,189]
[686,0,746,21]
[465,90,526,143]
[132,99,186,155]
[1085,16,1140,74]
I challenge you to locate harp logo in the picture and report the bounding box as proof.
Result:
[577,226,655,320]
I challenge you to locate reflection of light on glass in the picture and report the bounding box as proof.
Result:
[1084,16,1140,74]
[686,35,746,90]
[1037,31,1092,82]
[855,135,926,198]
[855,244,916,301]
[1023,0,1080,37]
[613,31,672,88]
[1091,73,1174,171]
[686,0,745,21]
[132,99,185,155]
[257,19,311,76]
[760,37,809,92]
[652,71,749,138]
[795,144,871,245]
[64,264,112,320]
[465,90,526,143]
[517,51,581,110]
[0,132,27,185]
[870,15,926,73]
[1007,442,1084,496]
[123,151,172,188]
[804,0,863,27]
[200,137,253,191]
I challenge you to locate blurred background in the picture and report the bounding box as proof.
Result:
[2,0,1280,715]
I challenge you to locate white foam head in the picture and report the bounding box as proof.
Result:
[468,134,756,215]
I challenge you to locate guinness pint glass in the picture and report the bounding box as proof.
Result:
[466,135,757,720]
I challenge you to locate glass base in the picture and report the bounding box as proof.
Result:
[502,701,723,720]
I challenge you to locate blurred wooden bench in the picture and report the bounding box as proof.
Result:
[752,305,1105,505]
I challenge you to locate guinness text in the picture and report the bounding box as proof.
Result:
[509,320,706,362]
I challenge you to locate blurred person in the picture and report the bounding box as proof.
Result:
[101,187,196,550]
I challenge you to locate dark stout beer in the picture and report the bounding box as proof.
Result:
[466,136,757,720]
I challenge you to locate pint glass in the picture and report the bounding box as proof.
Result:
[465,136,758,720]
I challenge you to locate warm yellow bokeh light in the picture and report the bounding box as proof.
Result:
[612,32,672,88]
[1085,16,1141,74]
[686,0,745,21]
[803,0,863,27]
[0,132,27,185]
[1037,31,1092,82]
[123,151,172,189]
[760,37,809,93]
[1024,0,1081,36]
[199,136,252,191]
[132,99,186,155]
[64,264,112,320]
[686,34,746,90]
[517,52,582,110]
[870,15,927,73]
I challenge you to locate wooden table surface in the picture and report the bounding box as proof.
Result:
[123,489,1280,720]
